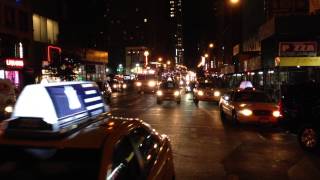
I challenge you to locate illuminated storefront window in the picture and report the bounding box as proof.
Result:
[33,14,59,44]
[0,70,5,79]
[5,71,19,86]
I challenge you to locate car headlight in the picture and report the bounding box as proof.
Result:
[239,109,253,116]
[136,82,142,87]
[214,91,221,97]
[272,110,281,118]
[4,105,13,113]
[122,84,127,88]
[148,81,156,87]
[113,84,117,88]
[197,90,204,96]
[174,91,180,96]
[156,90,163,96]
[179,81,184,85]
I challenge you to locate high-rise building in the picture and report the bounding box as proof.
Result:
[107,0,171,71]
[169,0,184,64]
[264,0,309,19]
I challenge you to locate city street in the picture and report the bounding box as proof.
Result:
[110,91,320,180]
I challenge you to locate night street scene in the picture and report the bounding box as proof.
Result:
[1,0,320,180]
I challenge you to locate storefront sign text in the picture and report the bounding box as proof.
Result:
[279,42,318,57]
[6,58,24,68]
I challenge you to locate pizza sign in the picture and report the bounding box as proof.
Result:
[279,42,318,57]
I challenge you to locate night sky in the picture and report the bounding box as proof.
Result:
[62,0,217,69]
[183,0,217,68]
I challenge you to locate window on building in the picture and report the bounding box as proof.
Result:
[5,6,15,29]
[33,14,59,44]
[18,11,28,32]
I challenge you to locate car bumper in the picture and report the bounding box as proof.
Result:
[237,114,279,124]
[157,96,181,101]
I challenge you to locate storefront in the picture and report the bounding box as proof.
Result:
[71,49,108,82]
[0,58,24,89]
[77,63,107,81]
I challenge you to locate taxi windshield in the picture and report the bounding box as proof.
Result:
[161,82,177,89]
[198,83,215,88]
[0,147,100,180]
[234,91,272,102]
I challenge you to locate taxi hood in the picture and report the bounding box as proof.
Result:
[235,102,278,110]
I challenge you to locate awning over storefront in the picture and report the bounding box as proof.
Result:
[279,57,320,67]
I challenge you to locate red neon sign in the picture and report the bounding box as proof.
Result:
[6,58,24,68]
[47,45,62,63]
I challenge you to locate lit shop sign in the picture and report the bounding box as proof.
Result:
[6,58,24,68]
[48,45,62,63]
[279,42,318,57]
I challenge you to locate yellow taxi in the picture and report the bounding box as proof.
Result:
[0,82,175,180]
[156,81,181,105]
[219,89,281,124]
[193,81,226,104]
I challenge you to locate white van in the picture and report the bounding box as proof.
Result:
[0,79,16,118]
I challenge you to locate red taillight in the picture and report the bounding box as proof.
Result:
[278,99,283,117]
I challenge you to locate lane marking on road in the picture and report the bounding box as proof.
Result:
[258,134,267,141]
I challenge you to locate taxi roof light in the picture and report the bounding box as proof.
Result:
[5,81,110,137]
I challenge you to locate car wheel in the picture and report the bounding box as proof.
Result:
[220,107,225,120]
[177,101,181,105]
[299,126,319,151]
[232,110,239,125]
[193,99,199,105]
[157,99,162,105]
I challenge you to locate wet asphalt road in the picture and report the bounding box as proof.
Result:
[110,91,320,180]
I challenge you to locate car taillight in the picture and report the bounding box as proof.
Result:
[278,98,283,117]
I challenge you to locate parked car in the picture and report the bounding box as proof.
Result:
[0,79,16,119]
[0,81,175,180]
[279,82,320,151]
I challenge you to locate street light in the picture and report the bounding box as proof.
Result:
[204,53,209,58]
[144,50,149,66]
[167,60,171,65]
[230,0,239,4]
[209,43,214,48]
[158,57,163,62]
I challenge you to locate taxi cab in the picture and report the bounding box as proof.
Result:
[193,81,225,104]
[0,82,175,180]
[156,81,181,105]
[219,88,281,124]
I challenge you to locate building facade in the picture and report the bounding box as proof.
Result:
[169,0,184,64]
[0,0,33,89]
